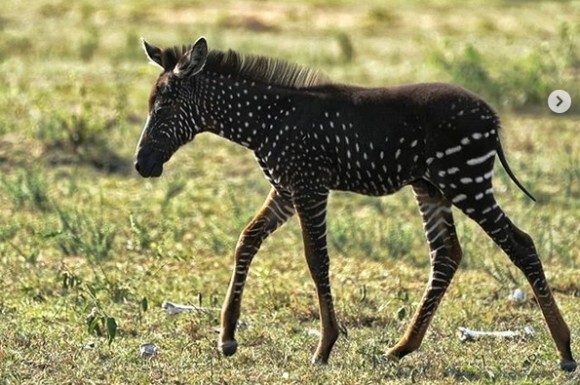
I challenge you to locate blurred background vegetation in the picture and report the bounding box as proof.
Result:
[0,1,578,384]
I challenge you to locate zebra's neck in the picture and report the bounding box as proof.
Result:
[193,72,296,152]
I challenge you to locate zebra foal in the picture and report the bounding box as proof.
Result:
[134,37,576,371]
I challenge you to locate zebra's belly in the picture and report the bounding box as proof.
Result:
[329,164,419,196]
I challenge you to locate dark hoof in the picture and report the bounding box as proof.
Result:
[560,359,577,372]
[220,340,238,357]
[386,346,410,360]
[384,353,402,363]
[310,356,328,366]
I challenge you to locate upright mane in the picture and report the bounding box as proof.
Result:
[161,45,332,89]
[205,49,332,89]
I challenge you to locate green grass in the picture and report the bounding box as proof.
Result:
[1,0,579,384]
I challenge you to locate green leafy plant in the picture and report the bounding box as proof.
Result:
[86,306,118,346]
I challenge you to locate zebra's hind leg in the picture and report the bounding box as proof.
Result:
[219,188,295,357]
[388,179,463,359]
[449,192,576,372]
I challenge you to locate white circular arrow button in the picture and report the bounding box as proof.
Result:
[548,90,571,114]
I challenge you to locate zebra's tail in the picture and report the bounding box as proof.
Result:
[496,137,536,202]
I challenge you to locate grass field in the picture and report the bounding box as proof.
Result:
[0,0,579,384]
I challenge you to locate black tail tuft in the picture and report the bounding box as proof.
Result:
[496,137,536,202]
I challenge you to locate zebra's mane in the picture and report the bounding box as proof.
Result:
[162,45,331,89]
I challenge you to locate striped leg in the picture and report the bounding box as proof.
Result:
[293,190,339,364]
[388,180,463,358]
[451,192,576,372]
[219,188,295,356]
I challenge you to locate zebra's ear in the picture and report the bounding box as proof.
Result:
[174,37,208,78]
[142,39,164,69]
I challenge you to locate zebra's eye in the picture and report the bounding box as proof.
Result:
[153,93,180,115]
[154,101,170,114]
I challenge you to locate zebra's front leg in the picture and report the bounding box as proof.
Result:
[388,180,463,359]
[293,190,340,365]
[219,188,295,356]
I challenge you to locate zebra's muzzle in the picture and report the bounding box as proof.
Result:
[135,146,164,178]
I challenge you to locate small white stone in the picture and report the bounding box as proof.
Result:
[139,343,159,358]
[511,288,525,303]
[308,329,321,337]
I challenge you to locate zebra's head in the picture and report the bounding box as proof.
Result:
[135,37,208,177]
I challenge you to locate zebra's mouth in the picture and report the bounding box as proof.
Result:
[135,147,165,178]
